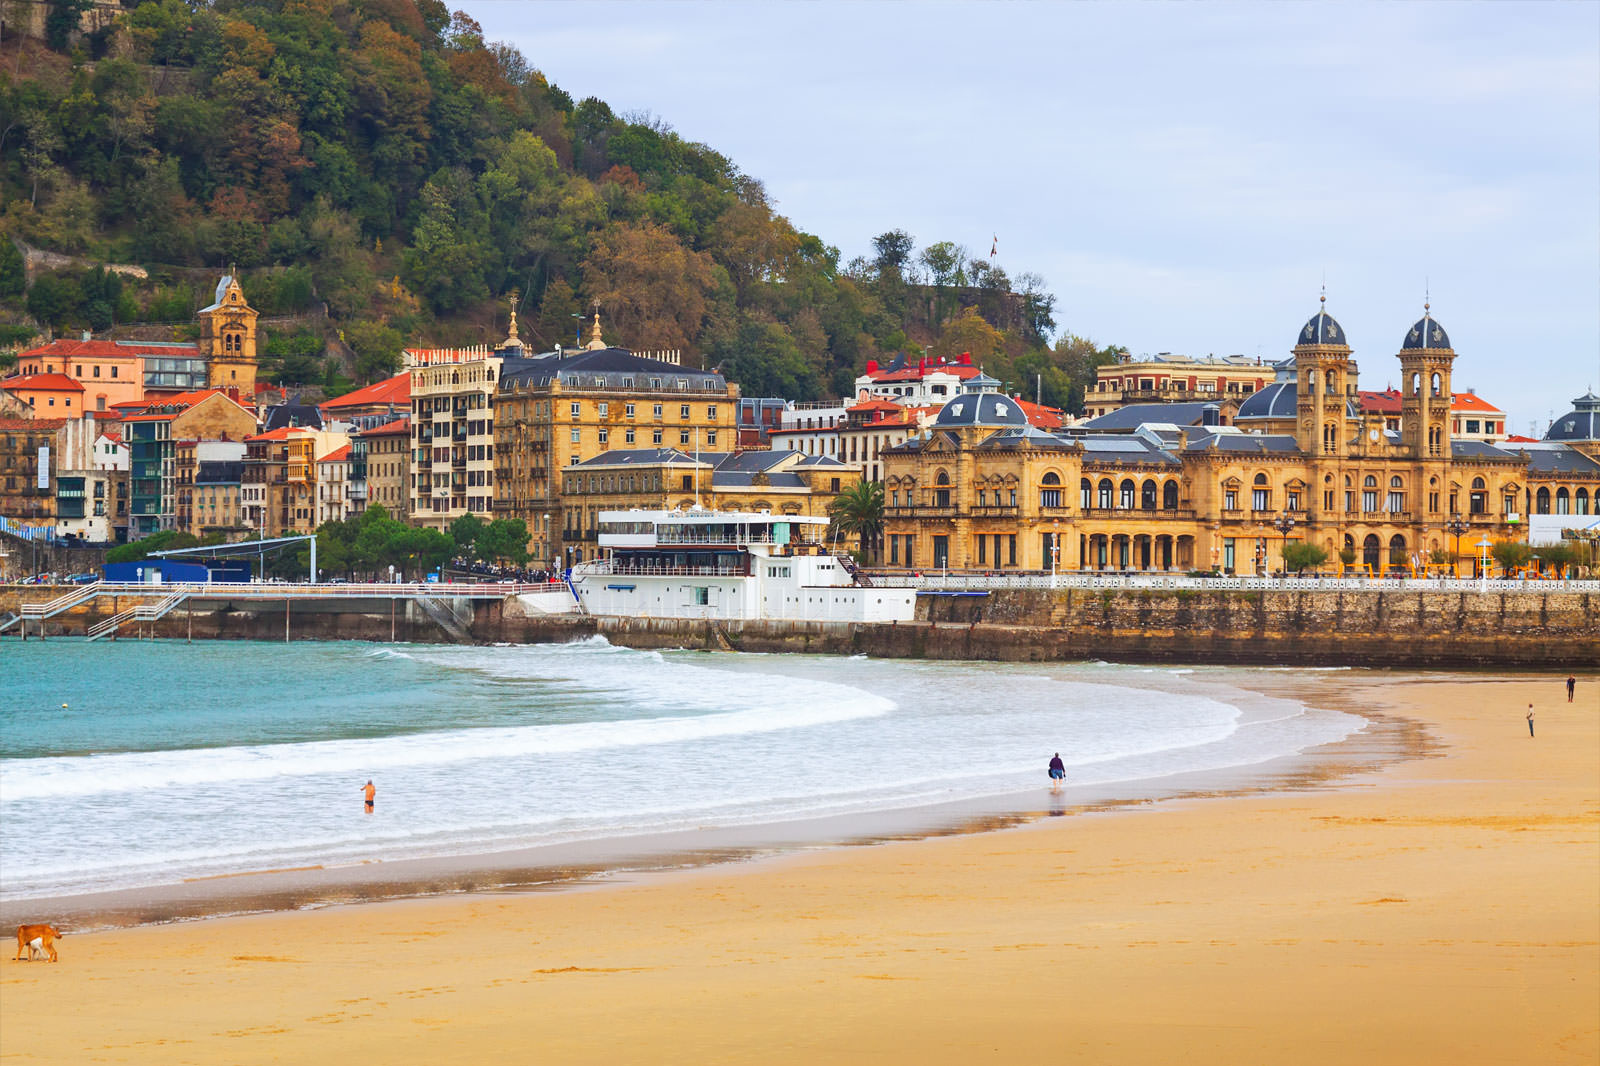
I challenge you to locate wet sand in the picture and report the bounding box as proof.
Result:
[1,673,1595,1064]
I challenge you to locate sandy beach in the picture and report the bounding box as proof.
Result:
[2,673,1595,1065]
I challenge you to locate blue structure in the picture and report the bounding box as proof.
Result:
[103,560,252,584]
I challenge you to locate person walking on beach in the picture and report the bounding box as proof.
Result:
[1526,706,1535,738]
[1048,753,1066,790]
[362,779,376,813]
[1566,676,1576,703]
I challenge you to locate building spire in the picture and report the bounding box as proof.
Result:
[504,290,522,348]
[583,301,607,350]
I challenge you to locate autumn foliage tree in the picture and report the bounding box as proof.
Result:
[0,0,1120,404]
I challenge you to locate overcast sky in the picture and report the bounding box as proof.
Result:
[461,1,1599,434]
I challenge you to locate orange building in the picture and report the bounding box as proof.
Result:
[0,372,86,416]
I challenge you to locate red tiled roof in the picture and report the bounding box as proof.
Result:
[0,417,69,430]
[99,430,123,443]
[1359,389,1403,415]
[867,364,984,383]
[359,417,411,438]
[1504,434,1540,443]
[846,399,904,413]
[320,373,410,410]
[1013,398,1065,430]
[246,426,307,442]
[1361,387,1502,416]
[17,338,193,359]
[319,444,352,463]
[1452,391,1502,413]
[1,372,85,392]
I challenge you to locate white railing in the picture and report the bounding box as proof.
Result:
[20,582,102,617]
[865,571,1600,594]
[578,561,746,578]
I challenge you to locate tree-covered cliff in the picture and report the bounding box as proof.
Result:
[0,0,1123,405]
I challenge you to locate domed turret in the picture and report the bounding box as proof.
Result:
[1544,391,1600,442]
[933,393,1028,428]
[1296,308,1348,348]
[1401,311,1451,351]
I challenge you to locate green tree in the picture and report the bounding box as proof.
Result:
[105,529,198,564]
[476,518,530,566]
[1281,542,1329,574]
[449,512,486,559]
[1338,545,1358,571]
[0,240,24,297]
[828,480,884,562]
[344,319,404,382]
[1490,540,1532,575]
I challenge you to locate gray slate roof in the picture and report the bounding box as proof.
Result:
[499,347,727,391]
[1079,401,1221,431]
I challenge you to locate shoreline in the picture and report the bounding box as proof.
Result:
[2,671,1593,1065]
[2,668,1431,931]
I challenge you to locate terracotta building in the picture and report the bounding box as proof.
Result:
[882,303,1600,575]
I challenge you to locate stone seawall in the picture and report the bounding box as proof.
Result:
[5,587,1596,668]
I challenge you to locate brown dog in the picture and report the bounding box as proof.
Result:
[14,924,62,962]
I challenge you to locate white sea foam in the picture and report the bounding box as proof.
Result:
[0,643,1364,901]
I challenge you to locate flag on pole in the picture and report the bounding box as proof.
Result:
[990,235,998,259]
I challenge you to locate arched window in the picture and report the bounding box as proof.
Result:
[1388,534,1407,568]
[1390,476,1403,489]
[1141,480,1157,510]
[1535,487,1551,514]
[1081,478,1093,509]
[1577,488,1591,515]
[1040,472,1062,509]
[933,469,951,508]
[1362,534,1381,571]
[1364,475,1378,487]
[1307,369,1317,391]
[1254,473,1268,485]
[1431,372,1442,395]
[1410,371,1420,395]
[1098,478,1113,509]
[1555,488,1570,514]
[1163,482,1179,510]
[1472,477,1486,490]
[1119,479,1135,509]
[936,470,950,485]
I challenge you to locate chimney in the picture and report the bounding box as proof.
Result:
[81,330,92,341]
[959,351,972,366]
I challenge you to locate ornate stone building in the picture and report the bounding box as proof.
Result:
[882,303,1600,575]
[492,310,738,565]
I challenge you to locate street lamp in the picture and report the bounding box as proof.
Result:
[1476,537,1494,581]
[1050,521,1060,588]
[1444,515,1468,578]
[1272,511,1296,577]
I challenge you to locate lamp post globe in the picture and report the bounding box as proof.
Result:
[1272,511,1295,575]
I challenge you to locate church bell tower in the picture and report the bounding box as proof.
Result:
[199,273,259,396]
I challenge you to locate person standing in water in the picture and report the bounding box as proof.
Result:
[362,779,376,812]
[1048,753,1066,789]
[1566,676,1576,703]
[1526,706,1535,738]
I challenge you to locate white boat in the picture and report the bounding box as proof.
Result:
[569,509,917,623]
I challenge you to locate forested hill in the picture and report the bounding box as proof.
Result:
[0,0,1123,405]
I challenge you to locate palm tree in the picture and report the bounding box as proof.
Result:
[828,480,885,562]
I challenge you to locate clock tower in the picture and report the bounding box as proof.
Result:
[198,273,259,397]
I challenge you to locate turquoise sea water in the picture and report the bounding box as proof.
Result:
[0,638,1361,900]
